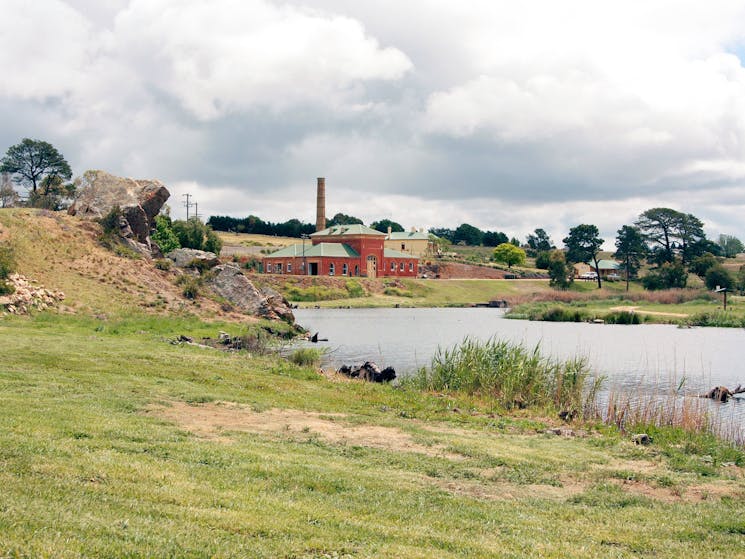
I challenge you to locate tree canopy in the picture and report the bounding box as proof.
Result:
[327,213,363,226]
[370,219,404,233]
[718,234,744,258]
[563,224,604,288]
[635,208,709,265]
[526,228,553,252]
[492,243,526,268]
[613,225,647,290]
[0,139,72,193]
[453,223,484,246]
[482,231,509,247]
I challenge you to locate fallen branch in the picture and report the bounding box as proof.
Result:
[701,384,745,402]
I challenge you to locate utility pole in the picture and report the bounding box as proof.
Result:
[182,193,195,220]
[193,202,201,222]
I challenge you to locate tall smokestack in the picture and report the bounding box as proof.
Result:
[316,177,326,232]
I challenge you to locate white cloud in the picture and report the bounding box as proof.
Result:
[112,0,412,119]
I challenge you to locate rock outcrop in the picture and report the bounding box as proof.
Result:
[208,264,294,322]
[68,170,170,255]
[166,248,220,269]
[0,274,65,315]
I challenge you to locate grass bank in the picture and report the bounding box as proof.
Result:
[2,312,745,558]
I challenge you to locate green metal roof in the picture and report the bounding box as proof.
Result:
[265,243,359,258]
[311,224,385,237]
[384,248,414,259]
[387,231,429,240]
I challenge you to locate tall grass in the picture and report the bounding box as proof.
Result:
[409,338,601,413]
[599,385,745,447]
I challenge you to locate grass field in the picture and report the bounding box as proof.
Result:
[1,312,744,558]
[218,231,302,249]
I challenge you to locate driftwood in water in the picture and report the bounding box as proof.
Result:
[338,361,396,383]
[702,385,745,402]
[310,332,328,343]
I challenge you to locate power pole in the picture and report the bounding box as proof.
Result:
[194,202,202,222]
[182,193,195,220]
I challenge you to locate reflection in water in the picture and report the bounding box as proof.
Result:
[295,307,745,426]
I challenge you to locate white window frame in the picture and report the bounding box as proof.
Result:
[329,263,335,276]
[342,263,348,275]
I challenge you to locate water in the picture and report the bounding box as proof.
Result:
[294,307,745,424]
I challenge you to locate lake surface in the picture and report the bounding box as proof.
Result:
[294,307,745,423]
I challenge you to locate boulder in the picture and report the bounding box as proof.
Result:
[167,248,219,269]
[68,170,170,252]
[208,264,295,323]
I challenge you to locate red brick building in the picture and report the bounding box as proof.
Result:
[263,224,418,278]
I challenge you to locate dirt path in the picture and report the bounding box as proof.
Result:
[610,305,689,318]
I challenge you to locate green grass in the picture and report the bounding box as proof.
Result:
[2,312,745,557]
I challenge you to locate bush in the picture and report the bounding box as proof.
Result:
[704,265,733,291]
[151,215,180,254]
[153,259,172,271]
[345,280,366,298]
[0,244,14,280]
[175,274,202,299]
[409,338,599,413]
[172,218,222,253]
[383,287,414,297]
[289,347,325,367]
[642,262,687,290]
[534,251,551,269]
[603,311,642,324]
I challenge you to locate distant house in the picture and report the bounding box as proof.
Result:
[263,224,418,278]
[384,228,433,258]
[573,259,621,279]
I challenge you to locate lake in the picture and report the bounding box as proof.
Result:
[294,307,745,423]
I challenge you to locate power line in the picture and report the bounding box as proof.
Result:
[182,193,195,220]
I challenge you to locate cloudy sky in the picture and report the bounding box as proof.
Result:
[2,0,745,246]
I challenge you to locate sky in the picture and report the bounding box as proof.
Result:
[2,0,745,247]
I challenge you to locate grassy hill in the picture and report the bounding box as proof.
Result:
[1,209,744,557]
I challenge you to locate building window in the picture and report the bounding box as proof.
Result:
[266,263,272,273]
[354,265,359,276]
[342,263,348,275]
[277,263,283,273]
[409,262,414,272]
[287,263,292,273]
[401,243,405,250]
[300,261,305,270]
[399,262,404,271]
[329,263,335,276]
[391,261,395,271]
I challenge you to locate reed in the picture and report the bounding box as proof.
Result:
[598,383,745,446]
[409,338,601,414]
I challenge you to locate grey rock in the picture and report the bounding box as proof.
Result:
[167,248,219,269]
[68,169,170,252]
[208,264,295,323]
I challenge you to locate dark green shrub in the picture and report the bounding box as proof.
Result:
[642,262,687,290]
[604,311,641,324]
[345,280,366,298]
[534,251,551,269]
[172,218,222,254]
[704,265,733,291]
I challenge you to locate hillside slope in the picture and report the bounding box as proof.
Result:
[0,208,233,319]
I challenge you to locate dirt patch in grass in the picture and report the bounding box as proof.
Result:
[151,401,461,458]
[610,305,689,318]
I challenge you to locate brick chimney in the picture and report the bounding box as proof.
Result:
[316,177,326,232]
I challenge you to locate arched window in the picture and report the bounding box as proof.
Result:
[399,262,404,271]
[329,263,335,275]
[342,263,348,275]
[409,262,413,272]
[390,261,395,271]
[266,263,272,273]
[287,263,292,273]
[354,265,359,276]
